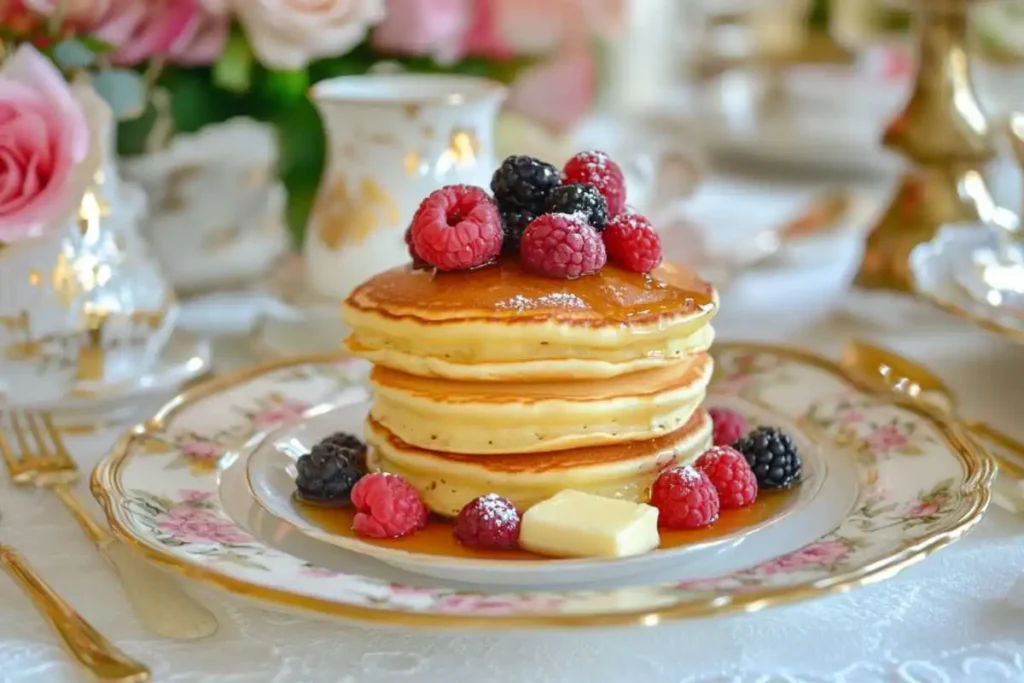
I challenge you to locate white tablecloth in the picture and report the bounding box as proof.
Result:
[4,211,1024,683]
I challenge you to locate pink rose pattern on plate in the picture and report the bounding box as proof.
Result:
[249,397,311,429]
[157,505,253,545]
[804,396,932,459]
[756,539,854,576]
[434,593,564,616]
[112,350,973,616]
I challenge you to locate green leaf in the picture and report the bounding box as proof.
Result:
[52,39,96,68]
[92,68,147,120]
[261,68,310,105]
[76,35,115,54]
[213,32,253,93]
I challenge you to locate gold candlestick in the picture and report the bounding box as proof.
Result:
[1009,113,1024,217]
[854,0,996,292]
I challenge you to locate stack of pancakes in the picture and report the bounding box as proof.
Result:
[342,258,718,517]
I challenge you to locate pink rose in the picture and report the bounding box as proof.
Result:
[908,496,947,518]
[224,0,385,71]
[505,49,596,133]
[0,0,43,33]
[299,565,340,578]
[372,0,469,64]
[0,45,89,244]
[253,399,310,428]
[464,0,626,58]
[157,505,252,545]
[166,3,230,65]
[866,424,910,454]
[460,0,512,59]
[23,0,113,28]
[180,439,223,461]
[26,0,228,66]
[839,410,866,425]
[180,489,214,503]
[758,540,850,575]
[435,593,562,615]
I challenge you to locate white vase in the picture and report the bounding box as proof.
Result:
[304,74,507,301]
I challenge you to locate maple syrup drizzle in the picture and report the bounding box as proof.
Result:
[297,489,796,562]
[350,258,716,324]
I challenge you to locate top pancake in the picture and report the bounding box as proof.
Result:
[342,258,718,380]
[345,257,716,326]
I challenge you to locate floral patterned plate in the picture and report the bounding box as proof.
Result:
[243,398,831,587]
[91,344,994,628]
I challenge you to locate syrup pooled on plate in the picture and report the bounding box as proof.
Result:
[347,257,716,325]
[297,489,797,562]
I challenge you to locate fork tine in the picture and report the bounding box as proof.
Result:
[40,414,75,470]
[0,414,16,471]
[24,413,53,460]
[9,413,31,461]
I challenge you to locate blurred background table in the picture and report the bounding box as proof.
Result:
[3,0,1024,680]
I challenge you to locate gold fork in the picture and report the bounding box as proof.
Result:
[0,411,219,640]
[0,538,150,682]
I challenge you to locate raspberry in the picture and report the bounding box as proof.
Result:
[520,213,606,279]
[694,446,758,509]
[708,407,749,447]
[499,210,535,254]
[650,465,720,529]
[546,183,608,231]
[409,185,502,271]
[454,494,521,549]
[602,211,662,273]
[350,473,428,539]
[491,155,561,214]
[562,151,626,217]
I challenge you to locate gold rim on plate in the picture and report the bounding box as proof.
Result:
[90,343,996,629]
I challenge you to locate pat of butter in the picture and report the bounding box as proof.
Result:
[519,490,660,559]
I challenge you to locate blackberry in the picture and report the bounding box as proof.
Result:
[499,210,536,253]
[319,432,365,452]
[490,155,560,214]
[545,183,608,231]
[732,426,802,489]
[294,433,367,504]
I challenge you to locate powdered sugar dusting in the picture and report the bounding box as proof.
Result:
[495,292,587,312]
[575,150,613,173]
[675,464,704,482]
[475,493,520,528]
[697,446,731,466]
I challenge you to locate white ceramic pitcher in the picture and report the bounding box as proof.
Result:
[304,74,507,300]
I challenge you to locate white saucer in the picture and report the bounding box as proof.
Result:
[244,396,836,587]
[911,223,1024,343]
[0,331,212,424]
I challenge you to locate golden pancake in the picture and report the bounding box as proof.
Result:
[343,258,718,381]
[365,409,713,517]
[369,353,713,454]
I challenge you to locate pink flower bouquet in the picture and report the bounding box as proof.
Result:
[2,0,626,240]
